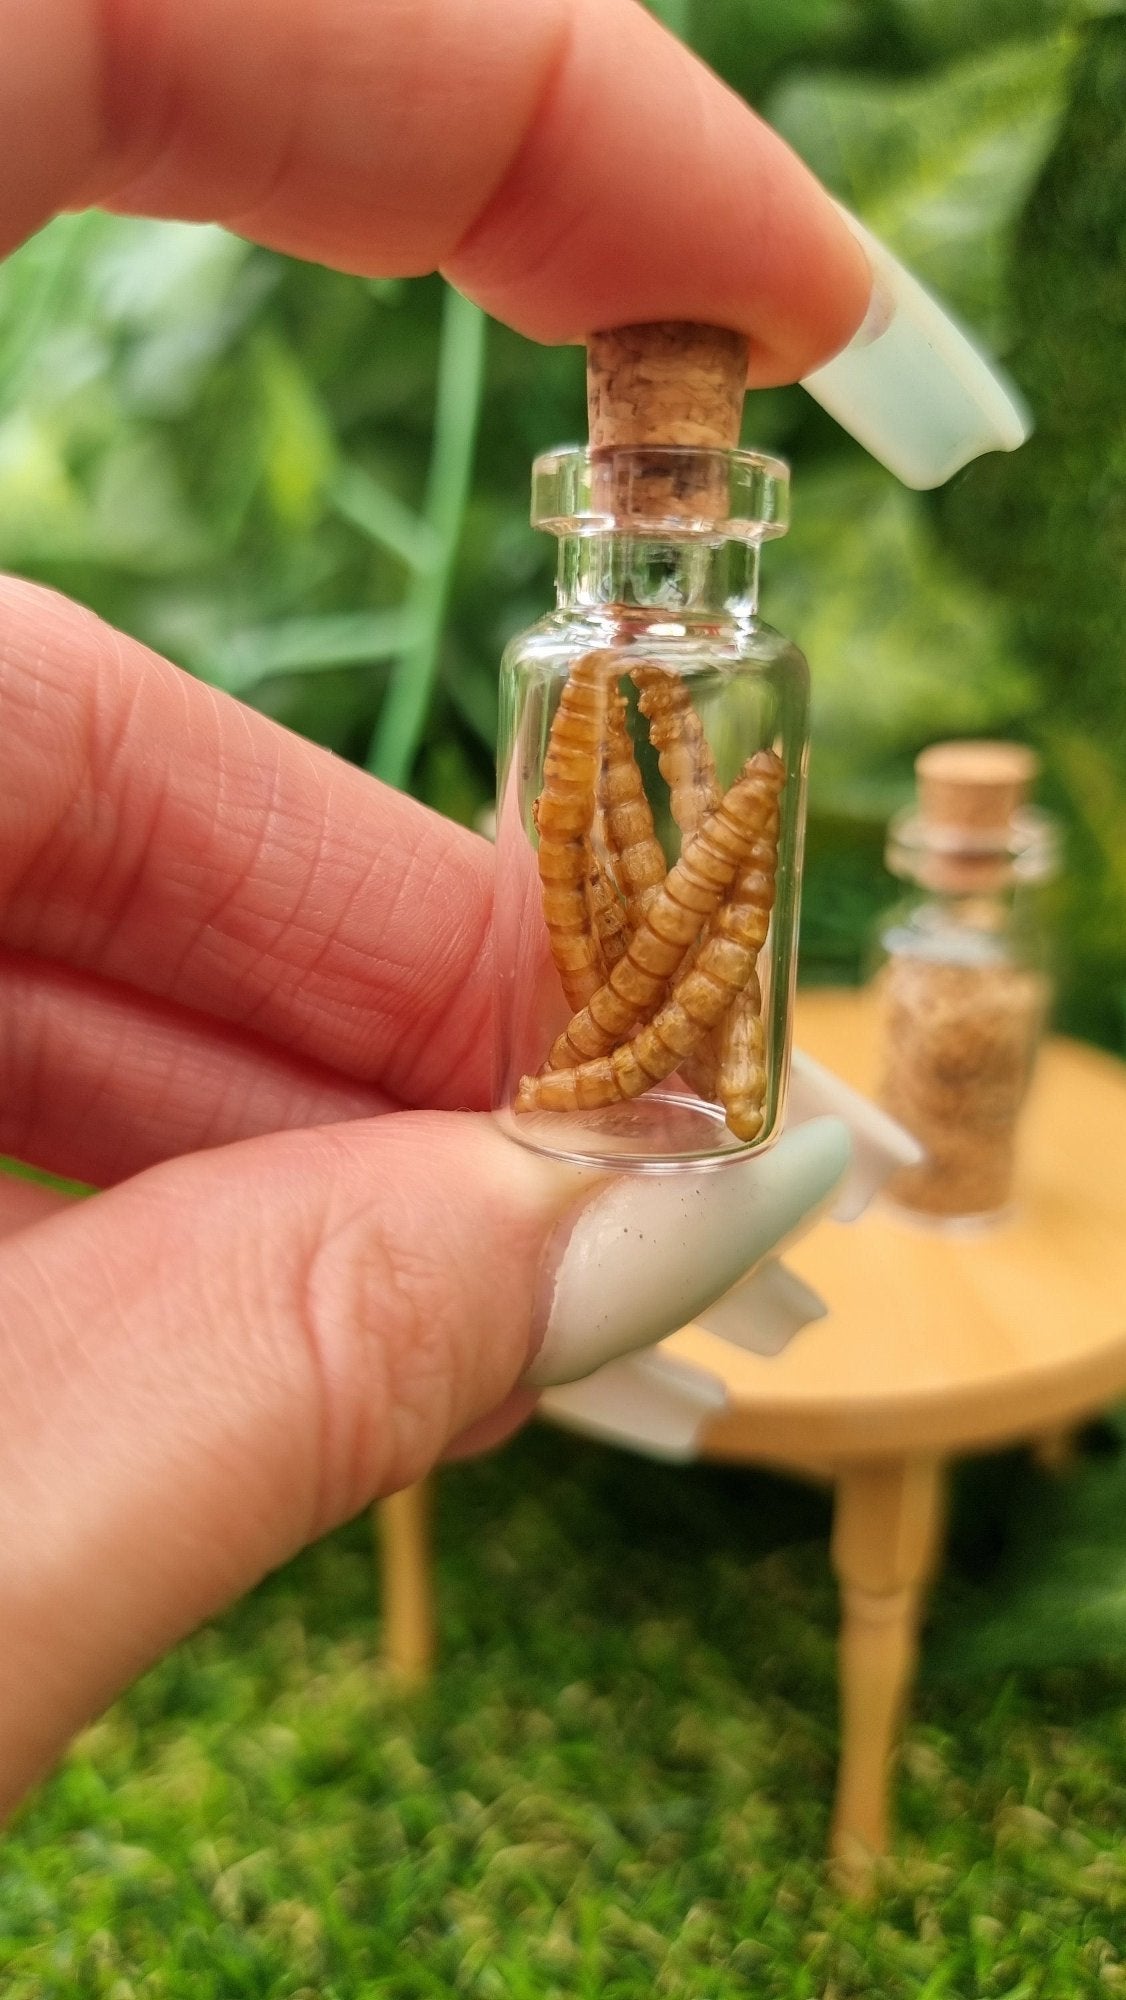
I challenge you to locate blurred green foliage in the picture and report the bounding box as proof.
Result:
[0,0,1122,1046]
[5,1428,1126,1995]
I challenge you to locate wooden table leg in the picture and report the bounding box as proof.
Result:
[375,1480,436,1683]
[1032,1427,1079,1475]
[829,1457,945,1889]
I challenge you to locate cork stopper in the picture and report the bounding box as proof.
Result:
[895,740,1041,896]
[587,323,748,450]
[585,321,749,524]
[916,741,1039,836]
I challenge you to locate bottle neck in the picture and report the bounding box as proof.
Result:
[554,534,760,619]
[886,804,1058,899]
[903,886,1019,924]
[883,883,1041,974]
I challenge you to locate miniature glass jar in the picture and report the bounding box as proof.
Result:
[871,742,1059,1225]
[493,443,809,1169]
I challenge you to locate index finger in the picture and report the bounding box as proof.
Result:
[6,0,870,383]
[0,576,495,1108]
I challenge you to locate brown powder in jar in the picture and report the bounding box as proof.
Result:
[876,954,1048,1218]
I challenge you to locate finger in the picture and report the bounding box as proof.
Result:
[0,1115,850,1809]
[447,0,871,378]
[0,1113,583,1809]
[0,951,393,1186]
[441,1387,539,1463]
[0,576,494,1107]
[10,0,869,381]
[0,1174,72,1238]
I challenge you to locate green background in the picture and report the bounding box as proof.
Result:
[3,3,1126,1992]
[1,0,1123,1047]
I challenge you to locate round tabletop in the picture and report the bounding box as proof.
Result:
[667,988,1126,1463]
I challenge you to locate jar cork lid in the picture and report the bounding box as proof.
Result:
[915,740,1039,836]
[587,322,748,451]
[888,740,1057,893]
[585,321,749,527]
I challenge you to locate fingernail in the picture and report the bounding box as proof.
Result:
[788,1050,923,1223]
[801,204,1030,490]
[540,1349,727,1462]
[525,1116,850,1389]
[694,1257,826,1357]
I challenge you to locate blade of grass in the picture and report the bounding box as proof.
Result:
[366,285,486,790]
[0,212,97,409]
[2,1156,93,1199]
[200,608,419,694]
[327,460,441,573]
[650,0,691,40]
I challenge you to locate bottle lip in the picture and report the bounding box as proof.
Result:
[531,443,790,542]
[886,803,1060,890]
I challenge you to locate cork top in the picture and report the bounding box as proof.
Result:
[585,322,749,526]
[916,741,1039,835]
[888,740,1054,895]
[586,322,749,450]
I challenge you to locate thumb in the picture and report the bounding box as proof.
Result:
[0,1111,576,1807]
[0,1109,849,1806]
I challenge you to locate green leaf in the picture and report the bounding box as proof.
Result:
[367,286,487,790]
[1049,730,1126,911]
[769,35,1076,338]
[416,736,490,829]
[253,330,337,527]
[443,645,500,754]
[327,460,440,572]
[647,0,692,36]
[197,609,419,694]
[0,418,208,571]
[886,0,1078,64]
[86,217,254,331]
[0,213,100,411]
[767,463,1033,816]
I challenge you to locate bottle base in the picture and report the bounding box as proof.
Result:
[879,1193,1016,1236]
[495,1088,777,1172]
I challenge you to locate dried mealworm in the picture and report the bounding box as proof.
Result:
[585,848,630,969]
[678,1043,720,1103]
[539,750,785,1074]
[717,967,767,1142]
[679,822,780,1109]
[599,685,667,928]
[633,666,725,1099]
[709,822,780,1132]
[636,680,774,1116]
[633,665,720,835]
[535,651,615,1011]
[517,819,781,1115]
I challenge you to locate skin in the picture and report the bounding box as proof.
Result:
[0,0,871,1815]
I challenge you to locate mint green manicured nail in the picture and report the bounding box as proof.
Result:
[525,1117,851,1389]
[801,205,1030,490]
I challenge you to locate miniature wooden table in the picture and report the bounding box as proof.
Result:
[378,989,1126,1887]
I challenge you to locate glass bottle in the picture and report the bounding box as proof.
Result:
[492,323,810,1170]
[872,741,1059,1225]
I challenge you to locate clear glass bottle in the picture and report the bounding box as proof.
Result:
[872,741,1059,1225]
[493,440,809,1169]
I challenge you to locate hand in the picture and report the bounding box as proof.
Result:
[0,0,887,1813]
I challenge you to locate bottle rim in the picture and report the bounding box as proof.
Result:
[886,803,1060,888]
[531,444,790,543]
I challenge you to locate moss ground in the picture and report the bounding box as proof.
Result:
[3,1425,1125,1997]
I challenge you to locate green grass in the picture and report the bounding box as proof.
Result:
[4,1427,1125,1998]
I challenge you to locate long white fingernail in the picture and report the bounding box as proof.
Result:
[694,1258,826,1357]
[540,1349,727,1462]
[788,1049,923,1223]
[525,1117,850,1389]
[801,205,1030,490]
